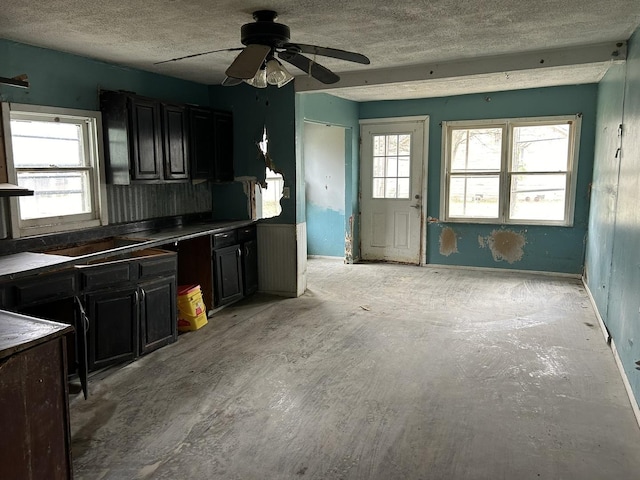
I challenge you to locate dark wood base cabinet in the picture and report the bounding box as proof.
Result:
[0,312,74,480]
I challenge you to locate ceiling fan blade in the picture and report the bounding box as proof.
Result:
[154,47,244,65]
[282,43,370,65]
[222,76,243,86]
[226,44,271,79]
[278,51,340,84]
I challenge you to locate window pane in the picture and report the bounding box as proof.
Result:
[512,124,570,172]
[398,135,411,155]
[398,156,410,177]
[373,178,385,198]
[373,135,386,156]
[448,176,499,218]
[17,171,92,220]
[386,135,398,155]
[11,120,84,167]
[397,178,410,199]
[386,157,398,177]
[373,157,385,177]
[385,178,397,198]
[451,128,502,172]
[509,174,566,221]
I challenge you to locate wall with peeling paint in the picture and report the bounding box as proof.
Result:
[360,84,597,273]
[208,83,297,224]
[297,93,360,261]
[586,28,640,411]
[304,123,346,257]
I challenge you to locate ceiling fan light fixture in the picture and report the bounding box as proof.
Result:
[244,68,267,88]
[265,59,293,87]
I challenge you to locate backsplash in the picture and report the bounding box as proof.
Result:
[107,182,212,224]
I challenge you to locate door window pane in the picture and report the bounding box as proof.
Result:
[372,134,411,199]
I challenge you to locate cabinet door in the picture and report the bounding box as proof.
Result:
[189,107,215,179]
[213,244,244,306]
[213,111,234,182]
[129,97,163,181]
[162,104,189,180]
[86,287,138,371]
[139,276,177,355]
[242,238,258,296]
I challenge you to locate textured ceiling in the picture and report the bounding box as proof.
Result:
[1,1,640,100]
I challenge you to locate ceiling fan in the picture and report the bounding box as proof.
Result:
[156,10,370,88]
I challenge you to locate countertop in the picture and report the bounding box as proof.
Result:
[0,310,73,361]
[0,219,255,282]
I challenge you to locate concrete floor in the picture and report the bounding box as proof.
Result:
[70,259,640,479]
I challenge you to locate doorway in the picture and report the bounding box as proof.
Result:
[359,117,428,264]
[304,122,347,258]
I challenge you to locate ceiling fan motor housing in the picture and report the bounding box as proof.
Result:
[241,10,290,48]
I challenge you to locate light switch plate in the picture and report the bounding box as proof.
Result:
[282,186,290,199]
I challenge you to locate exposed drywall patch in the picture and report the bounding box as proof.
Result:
[485,229,527,263]
[439,227,458,256]
[478,235,486,248]
[345,215,354,263]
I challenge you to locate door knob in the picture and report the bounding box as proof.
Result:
[410,204,421,209]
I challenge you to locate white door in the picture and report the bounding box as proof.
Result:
[360,118,427,264]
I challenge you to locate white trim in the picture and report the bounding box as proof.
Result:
[359,115,429,125]
[440,114,581,226]
[307,255,344,260]
[1,102,108,238]
[423,263,581,279]
[582,280,640,428]
[610,338,640,429]
[582,278,611,344]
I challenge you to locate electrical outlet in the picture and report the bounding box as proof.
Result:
[282,186,290,199]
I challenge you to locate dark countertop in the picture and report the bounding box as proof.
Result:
[0,310,73,361]
[0,219,255,282]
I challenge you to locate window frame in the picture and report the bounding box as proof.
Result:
[2,103,109,238]
[440,115,581,227]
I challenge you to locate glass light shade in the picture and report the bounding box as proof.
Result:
[244,68,267,88]
[265,59,294,87]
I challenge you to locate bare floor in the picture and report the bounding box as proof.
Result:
[70,259,640,479]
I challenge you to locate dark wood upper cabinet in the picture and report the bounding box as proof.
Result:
[129,97,163,181]
[213,111,234,183]
[189,107,215,180]
[162,104,189,180]
[101,90,232,184]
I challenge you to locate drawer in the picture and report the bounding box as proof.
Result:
[138,254,176,279]
[14,270,78,306]
[212,230,237,249]
[79,263,131,290]
[237,225,256,243]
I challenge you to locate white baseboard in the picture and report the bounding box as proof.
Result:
[583,278,640,429]
[422,263,581,279]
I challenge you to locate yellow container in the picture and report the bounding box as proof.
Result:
[177,285,208,332]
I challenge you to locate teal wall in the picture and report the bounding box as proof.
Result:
[359,85,598,273]
[0,39,209,109]
[586,28,640,408]
[298,93,359,260]
[209,83,297,224]
[0,39,214,225]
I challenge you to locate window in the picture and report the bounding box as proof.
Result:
[2,103,108,237]
[441,115,581,226]
[372,133,411,199]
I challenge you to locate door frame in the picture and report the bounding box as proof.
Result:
[359,116,429,265]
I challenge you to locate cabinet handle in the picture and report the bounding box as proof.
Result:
[140,288,146,304]
[245,246,250,257]
[237,247,242,257]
